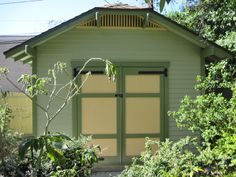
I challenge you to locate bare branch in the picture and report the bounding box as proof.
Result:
[3,58,114,137]
[69,72,91,99]
[46,70,57,112]
[5,76,47,113]
[49,83,72,121]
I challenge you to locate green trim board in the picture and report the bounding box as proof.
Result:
[71,61,170,68]
[125,134,160,138]
[4,8,233,62]
[72,90,78,138]
[163,70,169,139]
[76,93,116,97]
[123,93,161,97]
[95,157,122,166]
[83,134,118,139]
[32,48,37,136]
[117,67,123,164]
[73,63,168,165]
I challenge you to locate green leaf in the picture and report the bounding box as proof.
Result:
[105,60,116,82]
[32,138,39,151]
[47,144,64,162]
[48,133,72,143]
[160,0,166,12]
[19,138,36,159]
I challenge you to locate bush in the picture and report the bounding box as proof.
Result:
[196,133,236,176]
[170,60,236,144]
[169,59,236,175]
[48,136,100,177]
[0,94,21,176]
[119,137,200,177]
[17,135,100,177]
[118,136,236,177]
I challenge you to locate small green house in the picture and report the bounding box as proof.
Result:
[4,5,232,165]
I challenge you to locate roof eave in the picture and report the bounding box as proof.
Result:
[4,7,152,59]
[4,7,233,62]
[4,7,99,60]
[202,45,234,60]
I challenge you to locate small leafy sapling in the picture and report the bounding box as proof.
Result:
[0,58,116,136]
[0,58,116,174]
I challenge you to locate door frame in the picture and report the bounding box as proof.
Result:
[71,61,169,165]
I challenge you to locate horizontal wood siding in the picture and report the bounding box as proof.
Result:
[37,28,200,140]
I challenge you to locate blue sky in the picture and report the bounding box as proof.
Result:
[0,0,181,35]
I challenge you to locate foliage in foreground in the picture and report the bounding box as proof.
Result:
[21,136,100,177]
[1,134,100,177]
[0,94,101,177]
[118,59,236,177]
[0,93,22,176]
[0,58,116,176]
[119,137,199,177]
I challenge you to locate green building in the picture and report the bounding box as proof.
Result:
[4,6,232,165]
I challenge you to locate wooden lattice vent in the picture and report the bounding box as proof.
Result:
[77,14,166,29]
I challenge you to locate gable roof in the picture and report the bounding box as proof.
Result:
[4,7,233,64]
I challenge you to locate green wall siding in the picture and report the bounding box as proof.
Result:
[37,28,200,140]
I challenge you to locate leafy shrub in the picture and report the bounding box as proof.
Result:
[49,167,78,177]
[0,94,21,176]
[196,133,236,176]
[119,136,236,177]
[48,136,100,177]
[119,137,201,177]
[17,135,100,177]
[170,60,236,144]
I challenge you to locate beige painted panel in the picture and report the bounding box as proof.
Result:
[5,93,32,134]
[126,97,160,134]
[126,138,160,156]
[81,75,116,93]
[82,98,116,134]
[125,75,160,93]
[88,139,117,156]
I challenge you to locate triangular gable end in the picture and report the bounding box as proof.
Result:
[77,13,166,29]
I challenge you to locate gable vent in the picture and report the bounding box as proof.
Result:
[77,14,166,29]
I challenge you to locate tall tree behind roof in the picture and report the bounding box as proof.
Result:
[168,0,236,54]
[144,0,172,11]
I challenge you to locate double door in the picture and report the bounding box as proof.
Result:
[77,66,165,165]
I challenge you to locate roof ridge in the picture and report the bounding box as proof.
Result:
[103,2,145,9]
